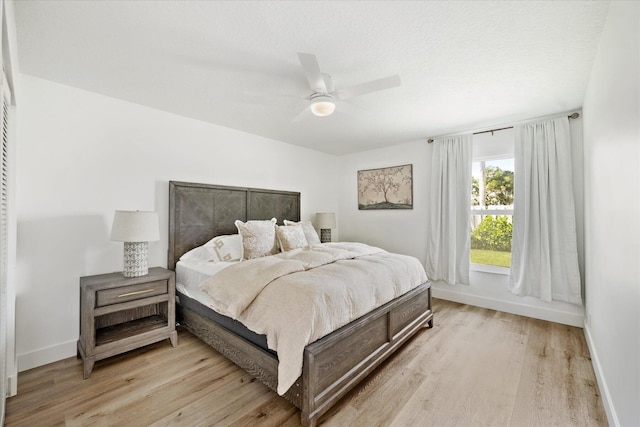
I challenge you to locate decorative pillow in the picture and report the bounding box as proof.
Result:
[284,220,321,245]
[205,234,243,262]
[179,245,216,263]
[276,224,309,252]
[235,218,278,260]
[179,234,243,263]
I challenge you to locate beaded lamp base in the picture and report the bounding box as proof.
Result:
[320,228,332,243]
[122,241,149,277]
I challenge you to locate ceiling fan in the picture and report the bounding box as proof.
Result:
[294,52,401,120]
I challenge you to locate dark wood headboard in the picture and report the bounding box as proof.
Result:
[168,181,300,270]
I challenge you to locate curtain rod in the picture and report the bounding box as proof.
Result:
[427,112,580,143]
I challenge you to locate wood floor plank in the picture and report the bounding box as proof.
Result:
[227,394,300,427]
[509,319,607,426]
[68,341,213,425]
[149,373,276,427]
[5,299,608,427]
[390,306,526,426]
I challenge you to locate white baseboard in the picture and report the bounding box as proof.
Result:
[432,286,584,327]
[583,323,618,427]
[17,340,77,373]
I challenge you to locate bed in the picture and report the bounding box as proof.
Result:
[168,181,433,426]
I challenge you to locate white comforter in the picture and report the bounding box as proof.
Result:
[200,242,428,395]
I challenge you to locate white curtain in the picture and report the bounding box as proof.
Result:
[426,135,472,285]
[509,117,582,304]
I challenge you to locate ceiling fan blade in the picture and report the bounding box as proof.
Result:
[335,75,401,100]
[297,52,327,93]
[335,101,369,117]
[292,105,312,123]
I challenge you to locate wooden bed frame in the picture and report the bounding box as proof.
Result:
[168,181,433,426]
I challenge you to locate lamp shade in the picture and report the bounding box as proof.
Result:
[315,212,336,229]
[110,211,160,242]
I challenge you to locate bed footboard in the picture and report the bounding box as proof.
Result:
[301,283,432,426]
[177,282,432,427]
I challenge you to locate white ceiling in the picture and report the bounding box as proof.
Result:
[13,1,610,155]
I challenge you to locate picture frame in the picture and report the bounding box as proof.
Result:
[357,164,413,210]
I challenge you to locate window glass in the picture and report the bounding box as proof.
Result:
[471,133,514,271]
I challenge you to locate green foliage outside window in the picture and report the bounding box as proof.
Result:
[470,215,512,252]
[471,163,514,266]
[471,166,514,206]
[484,166,514,206]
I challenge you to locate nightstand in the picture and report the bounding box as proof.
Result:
[77,266,177,378]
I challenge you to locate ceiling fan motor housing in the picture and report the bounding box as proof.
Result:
[310,94,335,116]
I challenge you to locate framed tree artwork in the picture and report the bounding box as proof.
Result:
[357,164,413,210]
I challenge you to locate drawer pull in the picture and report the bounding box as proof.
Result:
[117,289,155,298]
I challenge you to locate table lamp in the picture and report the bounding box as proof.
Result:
[110,210,160,277]
[315,212,336,243]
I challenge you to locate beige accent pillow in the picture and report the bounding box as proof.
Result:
[235,218,278,260]
[283,220,321,245]
[276,225,309,252]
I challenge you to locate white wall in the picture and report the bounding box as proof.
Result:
[338,139,429,260]
[15,74,339,370]
[339,118,585,327]
[582,2,640,426]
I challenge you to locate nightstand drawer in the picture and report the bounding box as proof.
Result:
[96,280,167,307]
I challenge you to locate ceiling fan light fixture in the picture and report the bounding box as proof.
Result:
[310,95,335,117]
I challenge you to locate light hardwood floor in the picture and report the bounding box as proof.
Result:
[5,299,607,426]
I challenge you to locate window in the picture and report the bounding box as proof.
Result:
[470,131,514,274]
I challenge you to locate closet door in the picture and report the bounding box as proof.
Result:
[0,70,11,425]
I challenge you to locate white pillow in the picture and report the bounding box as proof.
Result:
[276,224,309,252]
[235,218,278,260]
[179,245,216,263]
[204,234,243,262]
[179,234,243,263]
[284,220,321,245]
